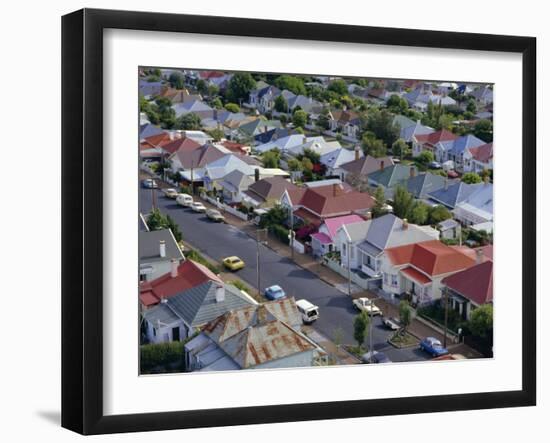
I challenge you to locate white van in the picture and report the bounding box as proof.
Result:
[295,299,319,324]
[176,193,194,207]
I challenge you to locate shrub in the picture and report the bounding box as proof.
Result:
[229,280,250,293]
[184,249,220,274]
[140,341,185,373]
[269,224,290,244]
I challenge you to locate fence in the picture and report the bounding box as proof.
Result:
[324,258,370,289]
[200,193,249,221]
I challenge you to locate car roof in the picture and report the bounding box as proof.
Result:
[267,285,283,291]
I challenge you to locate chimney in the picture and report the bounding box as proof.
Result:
[476,248,484,264]
[255,168,260,182]
[159,240,166,258]
[380,160,385,171]
[169,131,175,141]
[215,284,225,303]
[303,135,307,144]
[170,259,178,278]
[402,218,409,230]
[410,166,416,178]
[354,145,360,161]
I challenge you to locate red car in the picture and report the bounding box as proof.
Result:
[447,170,459,178]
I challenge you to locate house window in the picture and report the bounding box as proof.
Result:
[383,273,389,285]
[152,327,156,337]
[342,243,347,256]
[391,274,398,286]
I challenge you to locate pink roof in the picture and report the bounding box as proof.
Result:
[323,215,365,239]
[311,232,333,245]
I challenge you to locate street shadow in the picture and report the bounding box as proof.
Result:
[165,203,181,210]
[286,268,317,280]
[36,410,61,426]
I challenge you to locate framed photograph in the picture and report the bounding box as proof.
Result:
[62,8,536,435]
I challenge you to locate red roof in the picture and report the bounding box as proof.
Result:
[162,137,202,155]
[442,261,493,306]
[200,71,225,79]
[139,259,222,307]
[468,142,493,164]
[414,129,458,146]
[220,140,249,155]
[297,184,374,217]
[401,266,432,285]
[386,240,476,277]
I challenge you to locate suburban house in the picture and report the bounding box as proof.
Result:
[184,298,326,371]
[214,140,251,156]
[427,181,487,210]
[241,176,299,209]
[336,214,440,278]
[254,133,310,154]
[441,251,492,320]
[412,129,458,157]
[254,127,297,146]
[463,142,493,173]
[399,120,435,143]
[217,169,255,203]
[172,99,214,119]
[139,79,163,98]
[434,134,486,171]
[139,259,223,309]
[380,240,476,305]
[139,123,164,141]
[281,182,375,228]
[170,144,226,178]
[469,85,493,104]
[327,110,362,140]
[201,154,256,191]
[337,155,394,182]
[310,214,365,257]
[320,147,362,177]
[368,165,419,199]
[238,118,282,138]
[286,137,342,158]
[139,229,185,282]
[437,218,462,240]
[143,281,257,343]
[404,172,450,199]
[159,87,201,104]
[247,85,281,114]
[452,183,493,226]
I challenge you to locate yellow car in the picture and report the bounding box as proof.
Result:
[223,256,245,271]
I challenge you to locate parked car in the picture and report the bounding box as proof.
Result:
[176,193,193,207]
[264,285,286,301]
[382,316,401,330]
[361,351,392,364]
[352,297,382,316]
[447,170,459,178]
[419,337,449,357]
[206,209,225,222]
[295,299,319,324]
[190,202,207,213]
[222,256,245,271]
[162,188,179,199]
[142,178,158,189]
[429,161,442,169]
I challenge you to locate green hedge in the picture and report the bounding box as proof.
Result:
[184,249,220,274]
[269,224,289,244]
[140,341,185,374]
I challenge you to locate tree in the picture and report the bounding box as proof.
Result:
[224,102,240,113]
[469,304,493,338]
[371,186,388,218]
[409,201,430,225]
[353,311,370,349]
[226,72,256,103]
[146,209,183,243]
[473,119,493,142]
[274,75,306,95]
[175,113,202,130]
[361,132,387,158]
[207,128,224,142]
[196,79,208,95]
[428,205,452,225]
[398,300,413,334]
[259,204,288,228]
[292,109,308,129]
[207,84,219,97]
[287,157,303,172]
[261,149,281,168]
[168,72,185,89]
[301,157,314,173]
[274,95,288,113]
[466,99,477,114]
[417,150,435,167]
[327,79,348,96]
[365,108,400,147]
[210,97,223,109]
[462,172,482,184]
[386,94,408,113]
[392,185,415,220]
[391,138,409,159]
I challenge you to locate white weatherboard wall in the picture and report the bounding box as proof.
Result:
[0,2,547,443]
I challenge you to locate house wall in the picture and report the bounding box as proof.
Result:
[146,319,187,344]
[139,259,173,282]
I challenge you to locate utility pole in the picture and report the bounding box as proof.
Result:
[443,286,449,348]
[289,208,295,261]
[369,299,374,363]
[347,239,352,297]
[256,228,268,298]
[151,185,157,210]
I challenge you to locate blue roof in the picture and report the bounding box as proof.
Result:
[449,134,486,155]
[139,123,164,139]
[428,182,485,209]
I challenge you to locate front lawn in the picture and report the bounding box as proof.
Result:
[388,331,419,348]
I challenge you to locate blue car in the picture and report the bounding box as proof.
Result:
[264,285,286,301]
[419,337,449,357]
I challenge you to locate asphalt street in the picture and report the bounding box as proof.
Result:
[140,187,429,363]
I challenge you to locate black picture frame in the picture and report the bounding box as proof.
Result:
[62,8,537,435]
